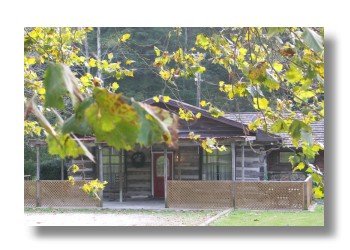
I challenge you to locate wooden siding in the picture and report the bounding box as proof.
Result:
[125,148,152,197]
[235,146,264,180]
[175,146,200,180]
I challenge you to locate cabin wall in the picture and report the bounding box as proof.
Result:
[125,148,152,197]
[235,146,264,180]
[175,146,200,180]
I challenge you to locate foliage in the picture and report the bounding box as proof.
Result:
[152,27,324,197]
[40,159,67,180]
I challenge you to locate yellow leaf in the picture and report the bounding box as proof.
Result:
[108,53,113,61]
[119,33,131,42]
[153,96,160,102]
[200,100,207,107]
[163,96,170,103]
[273,62,283,72]
[126,59,135,65]
[68,176,75,186]
[112,82,119,91]
[28,58,36,65]
[253,98,269,110]
[160,70,171,80]
[196,112,202,119]
[38,88,46,95]
[228,91,234,99]
[88,58,96,67]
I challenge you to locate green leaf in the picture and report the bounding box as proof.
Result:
[46,133,85,158]
[62,98,94,135]
[85,88,140,150]
[302,28,323,53]
[285,65,303,84]
[289,120,310,141]
[270,119,288,133]
[266,27,285,38]
[264,78,280,91]
[44,63,82,110]
[253,98,269,110]
[133,101,178,148]
[301,130,313,145]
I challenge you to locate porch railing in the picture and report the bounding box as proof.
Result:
[167,176,313,210]
[24,180,100,208]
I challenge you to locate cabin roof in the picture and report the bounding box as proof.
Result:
[224,112,324,147]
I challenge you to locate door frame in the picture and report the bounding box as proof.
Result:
[151,151,173,197]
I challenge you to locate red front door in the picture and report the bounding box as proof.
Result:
[153,152,173,198]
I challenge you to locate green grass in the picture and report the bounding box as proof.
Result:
[210,205,324,226]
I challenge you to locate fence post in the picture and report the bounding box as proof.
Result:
[98,145,104,207]
[164,147,168,208]
[303,179,308,210]
[36,145,41,207]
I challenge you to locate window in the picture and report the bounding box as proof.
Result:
[102,147,124,184]
[202,146,232,180]
[279,152,294,163]
[156,156,170,177]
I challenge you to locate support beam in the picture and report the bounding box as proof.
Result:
[241,145,245,181]
[119,150,123,203]
[164,147,168,208]
[61,159,64,181]
[98,145,104,207]
[36,146,41,207]
[231,143,236,181]
[231,143,236,208]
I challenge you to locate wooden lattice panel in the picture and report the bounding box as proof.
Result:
[168,181,233,209]
[306,177,313,208]
[24,181,100,207]
[24,181,36,207]
[234,181,304,210]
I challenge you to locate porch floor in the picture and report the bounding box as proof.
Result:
[103,198,166,210]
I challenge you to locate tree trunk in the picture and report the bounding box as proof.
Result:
[96,27,102,83]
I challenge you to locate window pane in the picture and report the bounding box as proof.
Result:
[156,156,170,177]
[280,152,294,163]
[202,146,232,180]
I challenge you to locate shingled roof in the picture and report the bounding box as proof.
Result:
[224,112,324,147]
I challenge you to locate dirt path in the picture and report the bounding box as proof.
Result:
[25,210,221,226]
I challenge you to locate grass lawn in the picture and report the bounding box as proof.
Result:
[210,205,324,226]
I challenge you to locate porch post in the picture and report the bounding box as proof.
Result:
[98,145,104,207]
[36,145,41,207]
[119,150,123,203]
[241,145,245,180]
[61,159,64,180]
[231,143,236,181]
[231,143,236,208]
[164,147,168,208]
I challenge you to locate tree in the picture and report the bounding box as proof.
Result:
[24,27,179,199]
[150,27,324,198]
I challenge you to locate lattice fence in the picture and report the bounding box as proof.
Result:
[24,180,100,207]
[234,181,304,210]
[168,179,311,210]
[168,181,233,209]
